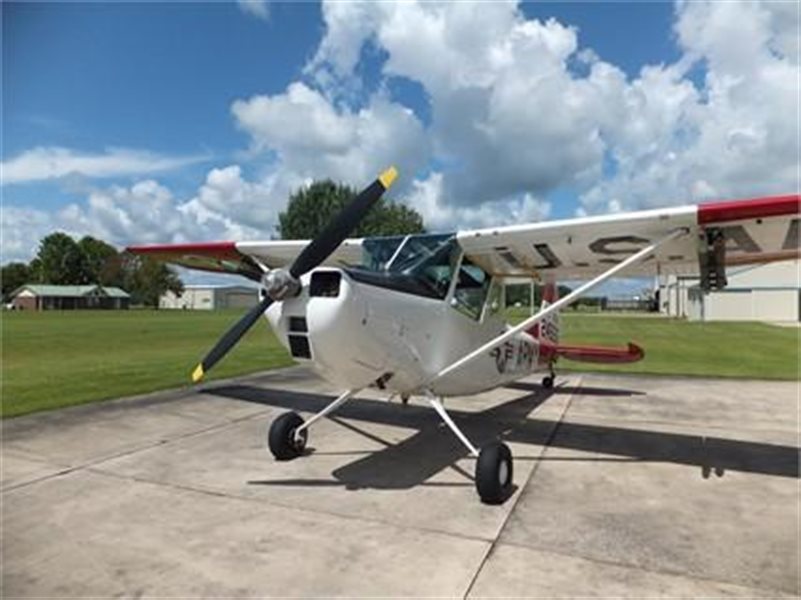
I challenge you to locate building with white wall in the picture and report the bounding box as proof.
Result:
[160,285,259,310]
[659,260,799,322]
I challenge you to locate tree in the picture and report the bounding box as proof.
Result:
[78,236,119,285]
[1,262,31,301]
[278,180,425,240]
[35,232,90,285]
[123,253,183,307]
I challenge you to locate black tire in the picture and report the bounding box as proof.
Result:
[475,441,513,504]
[268,411,308,460]
[542,375,554,389]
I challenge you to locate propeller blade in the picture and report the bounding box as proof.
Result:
[192,167,398,382]
[289,166,398,279]
[191,295,272,382]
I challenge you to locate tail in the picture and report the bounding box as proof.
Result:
[527,281,560,345]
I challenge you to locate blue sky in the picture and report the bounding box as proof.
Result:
[2,1,797,267]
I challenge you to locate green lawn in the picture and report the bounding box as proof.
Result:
[2,310,294,418]
[509,309,799,380]
[3,309,797,418]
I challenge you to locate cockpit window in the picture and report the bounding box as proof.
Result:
[452,257,492,320]
[361,236,406,271]
[408,236,460,298]
[349,233,460,300]
[388,234,452,272]
[360,233,453,273]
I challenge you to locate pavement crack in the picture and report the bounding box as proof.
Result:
[83,466,495,547]
[461,377,581,599]
[1,409,272,494]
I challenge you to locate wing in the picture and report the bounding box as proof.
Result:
[126,239,364,281]
[457,195,799,279]
[128,194,797,282]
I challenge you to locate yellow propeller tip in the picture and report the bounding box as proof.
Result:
[192,364,205,383]
[379,166,398,189]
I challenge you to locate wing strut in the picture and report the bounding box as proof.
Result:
[426,227,689,387]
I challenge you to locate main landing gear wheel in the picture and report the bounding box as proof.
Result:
[475,441,513,504]
[541,374,555,389]
[268,411,308,460]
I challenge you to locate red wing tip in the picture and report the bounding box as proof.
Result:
[126,241,238,254]
[698,194,799,224]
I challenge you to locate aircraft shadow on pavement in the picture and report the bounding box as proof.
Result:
[206,384,800,491]
[504,381,645,397]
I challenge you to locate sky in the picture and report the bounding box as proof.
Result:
[2,0,799,274]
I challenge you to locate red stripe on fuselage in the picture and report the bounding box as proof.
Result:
[698,195,799,224]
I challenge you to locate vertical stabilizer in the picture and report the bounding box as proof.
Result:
[526,281,561,344]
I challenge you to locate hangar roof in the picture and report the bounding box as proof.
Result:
[11,284,130,298]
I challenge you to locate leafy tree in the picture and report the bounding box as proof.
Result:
[28,258,43,283]
[35,232,90,285]
[1,262,31,301]
[278,180,425,240]
[122,253,183,307]
[78,236,119,284]
[3,232,184,307]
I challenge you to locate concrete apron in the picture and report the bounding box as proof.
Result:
[2,366,798,597]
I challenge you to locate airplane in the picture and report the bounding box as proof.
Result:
[129,167,799,504]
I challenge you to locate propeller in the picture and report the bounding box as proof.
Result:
[191,166,398,383]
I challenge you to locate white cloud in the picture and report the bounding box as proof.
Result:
[581,0,799,213]
[306,2,607,208]
[1,170,272,263]
[300,0,797,219]
[186,164,285,233]
[1,147,206,185]
[408,172,550,232]
[5,0,797,267]
[232,82,430,191]
[1,206,57,263]
[237,0,269,21]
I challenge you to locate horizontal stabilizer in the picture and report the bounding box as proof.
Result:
[551,342,644,364]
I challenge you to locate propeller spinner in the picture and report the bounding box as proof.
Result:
[191,166,398,383]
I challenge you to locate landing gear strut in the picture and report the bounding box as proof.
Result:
[426,393,514,504]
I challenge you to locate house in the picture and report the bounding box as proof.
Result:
[10,284,131,310]
[659,260,799,322]
[159,285,259,310]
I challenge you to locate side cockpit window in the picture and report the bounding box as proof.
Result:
[452,257,492,320]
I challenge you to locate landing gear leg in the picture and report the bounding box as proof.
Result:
[426,393,514,504]
[267,389,356,460]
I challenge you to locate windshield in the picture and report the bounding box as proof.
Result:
[361,235,407,271]
[361,233,454,273]
[351,233,460,299]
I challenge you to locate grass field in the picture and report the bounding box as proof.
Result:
[2,310,294,418]
[3,309,798,418]
[547,312,798,380]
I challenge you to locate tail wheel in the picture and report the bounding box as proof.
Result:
[268,411,308,460]
[542,375,554,389]
[475,441,513,504]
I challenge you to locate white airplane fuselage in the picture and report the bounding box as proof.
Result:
[265,268,547,397]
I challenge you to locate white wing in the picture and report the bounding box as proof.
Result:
[457,195,798,279]
[128,194,798,281]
